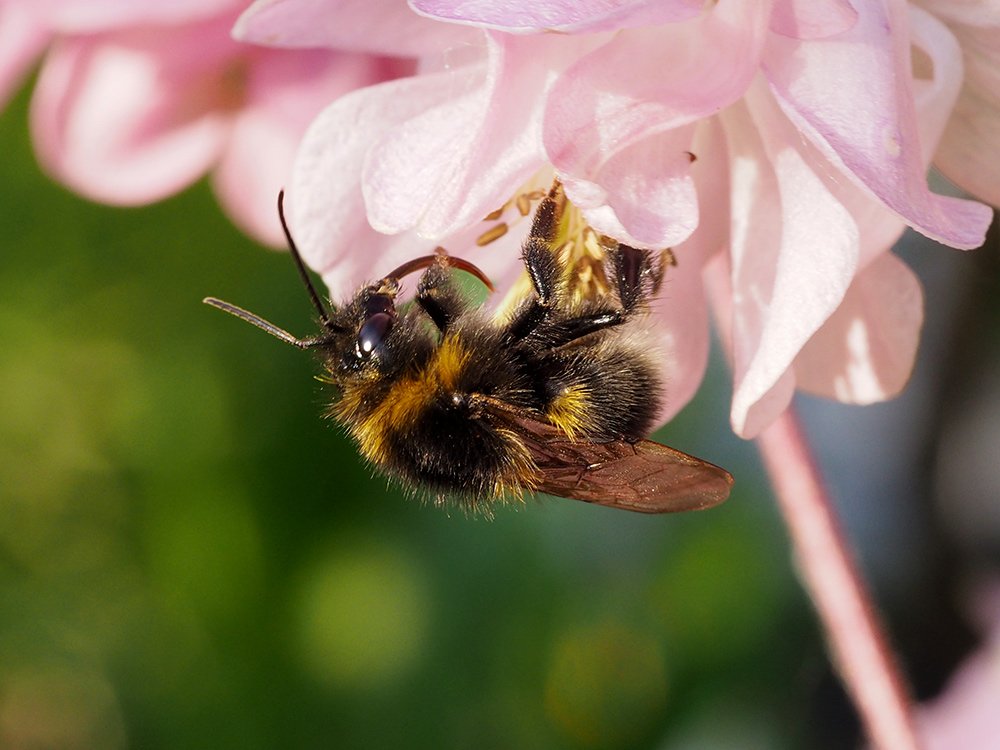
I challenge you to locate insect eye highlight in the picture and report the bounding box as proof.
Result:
[356,312,394,359]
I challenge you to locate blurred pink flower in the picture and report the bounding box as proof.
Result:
[3,0,411,245]
[239,0,995,435]
[918,586,1000,750]
[0,3,48,108]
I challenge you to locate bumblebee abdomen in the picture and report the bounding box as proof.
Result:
[384,404,536,502]
[539,342,662,442]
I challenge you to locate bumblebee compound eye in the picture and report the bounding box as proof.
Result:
[356,312,394,359]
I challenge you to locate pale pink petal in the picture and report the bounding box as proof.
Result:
[235,0,477,57]
[647,120,731,423]
[681,119,732,269]
[29,25,238,204]
[649,247,710,423]
[805,6,965,270]
[777,5,964,272]
[725,91,861,439]
[726,78,924,433]
[925,4,1000,207]
[762,0,992,249]
[289,69,481,298]
[908,6,965,164]
[216,49,408,247]
[769,0,857,40]
[213,110,295,247]
[564,125,699,249]
[0,4,49,109]
[543,1,772,184]
[917,0,1000,28]
[794,253,922,402]
[15,0,238,32]
[363,33,582,240]
[408,0,702,34]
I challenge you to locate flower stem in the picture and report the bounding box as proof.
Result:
[757,410,922,750]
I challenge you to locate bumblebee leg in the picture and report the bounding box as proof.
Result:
[415,259,469,333]
[542,308,627,346]
[607,244,655,313]
[509,182,567,340]
[535,246,657,348]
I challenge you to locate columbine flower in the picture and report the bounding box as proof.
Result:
[238,0,994,436]
[234,7,1000,744]
[1,0,411,245]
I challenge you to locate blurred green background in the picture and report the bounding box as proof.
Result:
[1,84,997,750]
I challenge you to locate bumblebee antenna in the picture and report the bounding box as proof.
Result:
[277,190,335,325]
[202,297,329,349]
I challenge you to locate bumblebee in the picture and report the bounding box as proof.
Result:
[205,182,733,514]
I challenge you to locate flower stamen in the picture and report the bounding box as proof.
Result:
[476,223,509,246]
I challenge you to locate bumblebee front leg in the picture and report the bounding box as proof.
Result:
[415,257,469,333]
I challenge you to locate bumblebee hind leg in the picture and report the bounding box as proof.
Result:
[508,181,568,340]
[509,180,659,346]
[607,243,657,313]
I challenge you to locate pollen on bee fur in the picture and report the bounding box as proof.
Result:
[546,384,593,441]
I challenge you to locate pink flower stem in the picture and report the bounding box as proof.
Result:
[756,411,922,750]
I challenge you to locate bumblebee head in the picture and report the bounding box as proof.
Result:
[204,191,491,385]
[319,279,404,381]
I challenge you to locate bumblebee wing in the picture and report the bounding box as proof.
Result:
[516,419,733,514]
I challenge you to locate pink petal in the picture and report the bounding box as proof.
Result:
[680,119,732,269]
[543,1,772,184]
[649,247,710,424]
[725,91,860,439]
[0,4,49,109]
[927,6,1000,207]
[235,0,477,57]
[907,7,965,166]
[363,33,566,240]
[17,0,238,32]
[565,125,699,249]
[810,6,966,270]
[793,252,922,402]
[289,69,481,298]
[215,50,404,247]
[769,0,857,40]
[762,0,992,249]
[408,0,702,34]
[213,110,296,247]
[648,120,731,424]
[917,1,1000,28]
[30,25,238,205]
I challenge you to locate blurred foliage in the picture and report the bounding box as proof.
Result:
[0,83,927,750]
